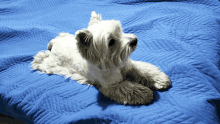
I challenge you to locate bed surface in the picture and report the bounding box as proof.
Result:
[0,0,220,123]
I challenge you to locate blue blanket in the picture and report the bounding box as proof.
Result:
[1,0,220,123]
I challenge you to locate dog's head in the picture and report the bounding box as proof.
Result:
[75,11,138,71]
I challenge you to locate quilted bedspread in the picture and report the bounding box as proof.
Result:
[0,0,220,123]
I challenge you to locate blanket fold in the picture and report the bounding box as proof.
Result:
[0,0,220,123]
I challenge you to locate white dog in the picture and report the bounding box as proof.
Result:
[31,11,171,105]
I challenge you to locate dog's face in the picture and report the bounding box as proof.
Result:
[75,11,138,71]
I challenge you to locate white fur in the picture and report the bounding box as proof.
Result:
[31,11,171,104]
[32,32,122,87]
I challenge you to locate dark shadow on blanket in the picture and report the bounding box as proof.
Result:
[218,52,220,70]
[30,70,54,76]
[207,99,220,123]
[30,70,38,73]
[0,95,33,124]
[73,88,174,124]
[73,117,113,124]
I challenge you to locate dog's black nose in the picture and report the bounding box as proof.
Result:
[130,38,138,46]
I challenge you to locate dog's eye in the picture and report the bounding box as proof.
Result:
[109,39,115,46]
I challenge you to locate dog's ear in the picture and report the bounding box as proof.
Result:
[89,11,102,27]
[75,29,93,47]
[75,29,93,60]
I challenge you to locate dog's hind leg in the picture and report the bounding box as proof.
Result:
[31,50,50,71]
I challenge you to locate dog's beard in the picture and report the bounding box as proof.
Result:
[95,44,134,71]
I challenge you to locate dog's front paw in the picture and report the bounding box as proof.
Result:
[100,81,153,105]
[154,72,171,90]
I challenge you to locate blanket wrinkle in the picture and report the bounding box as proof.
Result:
[0,0,220,124]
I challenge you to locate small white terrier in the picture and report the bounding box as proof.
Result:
[31,11,171,105]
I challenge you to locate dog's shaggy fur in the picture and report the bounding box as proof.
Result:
[31,11,171,105]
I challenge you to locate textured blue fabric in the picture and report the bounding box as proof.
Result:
[0,0,220,123]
